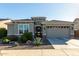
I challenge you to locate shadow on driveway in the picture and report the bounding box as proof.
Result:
[47,37,70,45]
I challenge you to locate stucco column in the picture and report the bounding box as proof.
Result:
[42,24,46,39]
[69,25,74,38]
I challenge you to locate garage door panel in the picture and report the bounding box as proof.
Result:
[46,28,70,38]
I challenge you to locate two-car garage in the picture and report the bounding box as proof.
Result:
[46,26,70,38]
[42,20,74,38]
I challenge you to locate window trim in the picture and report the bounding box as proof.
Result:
[18,24,23,35]
[18,24,30,35]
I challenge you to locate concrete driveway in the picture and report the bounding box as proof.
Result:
[47,37,79,49]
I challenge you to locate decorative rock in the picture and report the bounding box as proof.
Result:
[9,41,19,47]
[14,42,19,46]
[26,40,32,45]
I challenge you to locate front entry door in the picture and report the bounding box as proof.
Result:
[35,26,42,38]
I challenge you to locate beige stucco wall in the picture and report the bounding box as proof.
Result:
[7,24,15,35]
[0,20,11,29]
[74,19,79,30]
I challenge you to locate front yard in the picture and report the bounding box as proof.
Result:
[0,38,53,50]
[0,30,54,49]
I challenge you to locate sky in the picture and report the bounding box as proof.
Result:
[0,3,79,21]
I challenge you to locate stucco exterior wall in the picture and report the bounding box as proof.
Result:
[7,24,15,35]
[0,20,11,29]
[74,21,79,30]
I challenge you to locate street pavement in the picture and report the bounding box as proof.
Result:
[0,49,79,56]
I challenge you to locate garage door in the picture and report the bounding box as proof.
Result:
[46,26,70,38]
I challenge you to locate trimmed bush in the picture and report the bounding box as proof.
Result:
[0,28,7,39]
[7,35,18,41]
[20,32,32,43]
[2,37,10,44]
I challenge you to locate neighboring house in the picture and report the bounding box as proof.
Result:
[74,18,79,37]
[5,17,74,38]
[74,18,79,30]
[0,19,11,29]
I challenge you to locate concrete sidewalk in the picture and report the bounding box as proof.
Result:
[0,49,79,56]
[67,39,79,46]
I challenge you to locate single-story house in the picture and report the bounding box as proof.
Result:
[5,17,74,38]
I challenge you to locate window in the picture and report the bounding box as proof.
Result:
[61,26,63,28]
[50,26,52,28]
[58,26,61,28]
[53,26,55,28]
[63,26,66,28]
[18,24,29,34]
[66,26,69,28]
[46,26,49,28]
[18,24,23,34]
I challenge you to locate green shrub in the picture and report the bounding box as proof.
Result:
[7,35,18,41]
[2,37,10,44]
[20,32,32,43]
[33,37,42,46]
[0,28,7,39]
